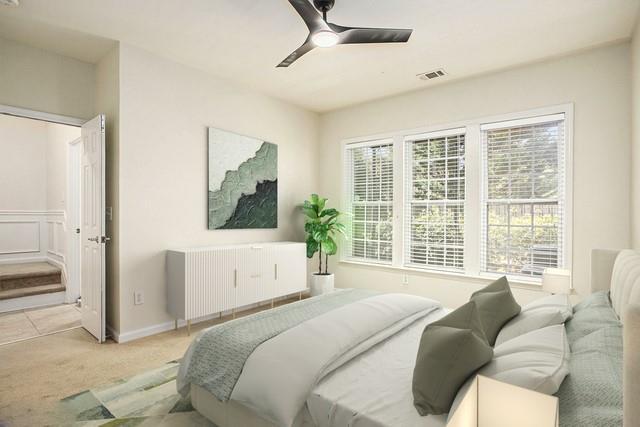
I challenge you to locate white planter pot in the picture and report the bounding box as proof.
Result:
[310,274,335,297]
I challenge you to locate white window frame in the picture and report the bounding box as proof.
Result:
[342,138,395,265]
[404,127,467,273]
[340,104,573,286]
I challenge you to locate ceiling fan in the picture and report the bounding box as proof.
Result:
[278,0,413,68]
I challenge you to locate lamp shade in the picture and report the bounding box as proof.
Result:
[447,375,559,427]
[542,268,571,294]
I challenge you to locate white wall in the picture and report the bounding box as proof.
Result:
[319,43,632,307]
[0,37,95,120]
[114,44,320,335]
[0,114,47,210]
[632,18,640,249]
[0,114,78,267]
[0,114,78,211]
[45,122,78,211]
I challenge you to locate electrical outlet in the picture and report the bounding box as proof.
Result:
[402,274,409,286]
[134,291,144,305]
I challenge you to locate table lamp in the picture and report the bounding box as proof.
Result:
[542,268,571,295]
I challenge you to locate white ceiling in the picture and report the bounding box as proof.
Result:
[1,0,638,112]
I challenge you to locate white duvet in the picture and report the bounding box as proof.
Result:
[308,308,450,427]
[229,293,442,427]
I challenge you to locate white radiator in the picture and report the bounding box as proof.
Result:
[167,242,307,323]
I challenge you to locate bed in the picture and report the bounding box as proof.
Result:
[177,249,640,427]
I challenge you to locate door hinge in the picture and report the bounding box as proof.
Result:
[101,236,111,244]
[100,115,105,133]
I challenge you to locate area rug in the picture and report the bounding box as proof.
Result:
[59,360,216,426]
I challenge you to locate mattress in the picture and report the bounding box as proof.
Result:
[191,384,317,427]
[306,308,450,427]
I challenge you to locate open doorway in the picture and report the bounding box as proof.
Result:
[0,106,107,344]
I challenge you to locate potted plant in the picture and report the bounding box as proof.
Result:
[302,194,347,296]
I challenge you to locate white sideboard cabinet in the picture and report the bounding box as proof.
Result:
[167,242,307,333]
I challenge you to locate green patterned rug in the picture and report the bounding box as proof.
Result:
[59,361,216,426]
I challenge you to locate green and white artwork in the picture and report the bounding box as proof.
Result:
[208,128,277,229]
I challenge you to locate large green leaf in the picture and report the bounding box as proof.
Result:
[311,194,327,212]
[302,200,318,219]
[306,235,319,258]
[320,208,338,218]
[323,236,338,255]
[333,222,348,237]
[304,222,316,233]
[313,229,328,242]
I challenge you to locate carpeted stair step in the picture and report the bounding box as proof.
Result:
[0,262,63,291]
[0,283,66,300]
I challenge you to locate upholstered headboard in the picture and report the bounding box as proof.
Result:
[590,249,640,427]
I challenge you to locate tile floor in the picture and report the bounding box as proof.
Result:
[0,303,81,345]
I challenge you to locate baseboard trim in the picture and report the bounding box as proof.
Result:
[110,312,221,343]
[0,256,47,265]
[111,294,305,343]
[0,291,66,313]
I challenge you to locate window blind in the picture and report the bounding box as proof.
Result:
[344,141,394,263]
[405,129,466,270]
[480,114,565,277]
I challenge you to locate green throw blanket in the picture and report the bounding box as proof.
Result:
[556,291,623,427]
[177,288,379,402]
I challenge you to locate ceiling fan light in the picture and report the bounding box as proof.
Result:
[311,30,339,48]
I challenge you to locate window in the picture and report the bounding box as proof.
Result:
[341,106,571,283]
[480,114,566,277]
[405,129,466,270]
[344,140,394,263]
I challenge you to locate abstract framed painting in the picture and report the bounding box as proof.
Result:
[208,128,278,229]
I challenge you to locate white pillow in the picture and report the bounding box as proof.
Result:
[448,324,570,420]
[494,294,572,345]
[521,294,572,320]
[481,324,570,393]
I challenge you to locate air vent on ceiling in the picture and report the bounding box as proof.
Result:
[417,69,447,81]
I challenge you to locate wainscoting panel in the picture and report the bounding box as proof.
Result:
[47,220,66,261]
[0,220,40,255]
[0,211,66,264]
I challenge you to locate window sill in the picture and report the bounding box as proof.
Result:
[339,259,545,292]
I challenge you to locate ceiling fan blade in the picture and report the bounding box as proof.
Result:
[331,25,413,45]
[287,0,330,33]
[277,38,316,67]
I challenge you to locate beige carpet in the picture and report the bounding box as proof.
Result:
[0,297,302,427]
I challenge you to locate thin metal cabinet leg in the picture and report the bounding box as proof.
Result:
[299,291,302,301]
[271,298,275,309]
[187,320,191,336]
[219,312,222,320]
[174,319,178,331]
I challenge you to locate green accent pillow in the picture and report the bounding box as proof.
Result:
[412,301,494,416]
[470,276,521,345]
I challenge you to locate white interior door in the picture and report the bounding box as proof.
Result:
[80,115,106,343]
